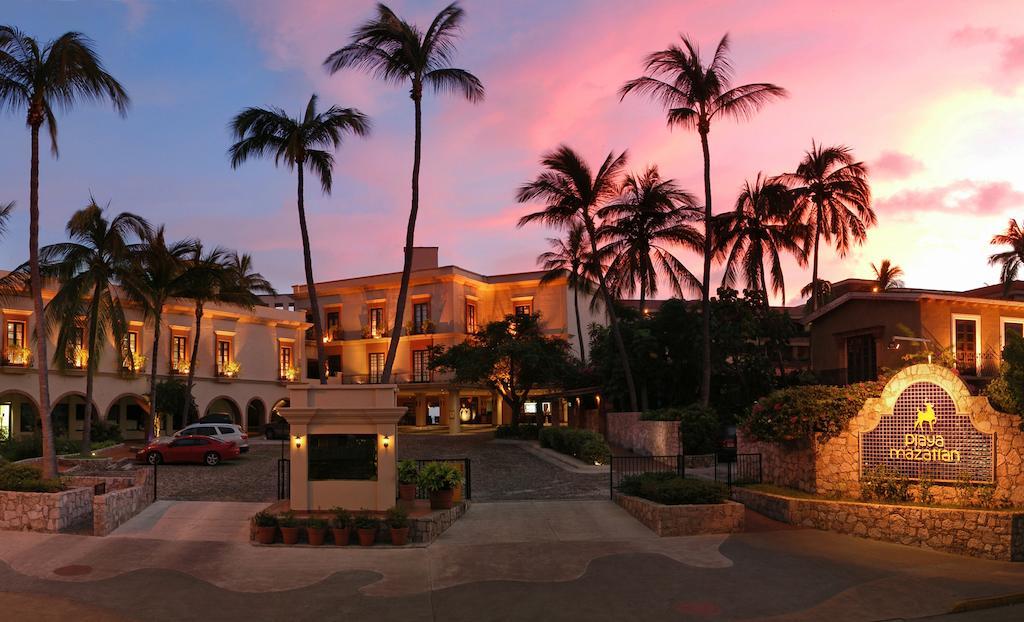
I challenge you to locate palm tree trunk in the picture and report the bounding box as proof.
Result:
[811,201,822,311]
[82,282,102,455]
[639,284,646,314]
[182,302,203,426]
[146,308,163,442]
[582,216,639,412]
[699,127,713,408]
[296,164,327,385]
[382,93,423,383]
[29,121,57,478]
[573,282,586,363]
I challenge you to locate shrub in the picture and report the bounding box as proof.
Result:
[494,424,539,440]
[538,427,612,465]
[861,465,911,503]
[397,459,419,485]
[641,404,719,454]
[417,461,463,492]
[90,419,123,444]
[385,506,409,529]
[305,517,327,529]
[742,380,885,443]
[0,464,66,493]
[253,511,278,527]
[354,512,380,530]
[617,472,728,505]
[278,512,298,528]
[330,507,352,528]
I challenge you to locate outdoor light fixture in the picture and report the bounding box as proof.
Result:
[382,434,390,449]
[294,435,302,449]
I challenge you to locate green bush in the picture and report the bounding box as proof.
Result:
[90,419,123,444]
[253,511,278,527]
[0,463,65,493]
[641,404,719,454]
[742,380,885,443]
[397,459,419,485]
[494,424,539,440]
[617,472,728,505]
[860,465,911,503]
[417,461,463,492]
[385,506,409,529]
[330,507,352,528]
[538,427,612,465]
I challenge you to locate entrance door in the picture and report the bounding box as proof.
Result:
[846,334,877,383]
[954,317,978,375]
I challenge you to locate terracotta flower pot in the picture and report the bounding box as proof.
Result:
[331,527,351,546]
[357,527,377,546]
[280,526,300,545]
[389,526,409,546]
[255,526,276,545]
[429,488,454,510]
[399,483,417,502]
[307,527,326,546]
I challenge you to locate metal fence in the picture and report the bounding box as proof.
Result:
[714,453,762,486]
[609,453,761,498]
[412,458,472,500]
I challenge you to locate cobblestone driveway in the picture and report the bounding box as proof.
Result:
[397,432,608,501]
[153,443,283,502]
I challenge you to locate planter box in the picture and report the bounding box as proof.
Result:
[615,493,744,536]
[732,487,1024,562]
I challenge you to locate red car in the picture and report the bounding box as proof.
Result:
[136,435,240,466]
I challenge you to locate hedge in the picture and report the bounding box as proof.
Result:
[0,464,65,493]
[494,424,540,440]
[617,472,728,505]
[538,427,612,465]
[742,380,885,443]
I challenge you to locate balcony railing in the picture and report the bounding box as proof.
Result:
[337,372,438,385]
[3,345,31,367]
[406,320,435,336]
[361,326,390,339]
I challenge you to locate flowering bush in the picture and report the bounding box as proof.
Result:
[742,380,884,443]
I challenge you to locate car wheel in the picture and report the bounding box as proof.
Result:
[146,452,162,465]
[265,429,274,440]
[204,452,221,466]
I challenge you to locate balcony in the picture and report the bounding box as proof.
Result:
[406,320,435,336]
[1,345,32,373]
[337,371,439,385]
[216,361,240,382]
[361,326,391,340]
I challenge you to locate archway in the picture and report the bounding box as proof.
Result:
[246,398,266,433]
[105,394,149,441]
[204,396,242,426]
[52,392,100,441]
[0,390,39,438]
[271,398,290,418]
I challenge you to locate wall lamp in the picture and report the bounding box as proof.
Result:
[382,434,390,449]
[294,435,302,450]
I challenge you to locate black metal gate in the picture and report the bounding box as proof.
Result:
[609,453,761,498]
[277,458,290,500]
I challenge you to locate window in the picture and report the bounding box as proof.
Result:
[368,306,384,338]
[368,352,384,383]
[327,354,341,377]
[6,320,25,348]
[308,434,378,480]
[846,334,877,383]
[279,344,293,379]
[1001,318,1024,352]
[953,315,980,376]
[465,302,477,333]
[306,359,320,379]
[124,330,140,368]
[287,303,295,312]
[514,303,532,317]
[126,403,146,431]
[171,335,188,371]
[20,402,36,433]
[274,303,283,310]
[216,426,236,435]
[326,310,340,340]
[412,302,430,334]
[412,349,430,382]
[216,339,232,375]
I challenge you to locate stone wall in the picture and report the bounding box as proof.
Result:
[733,487,1024,561]
[92,483,154,536]
[0,487,92,532]
[614,493,745,536]
[410,501,469,543]
[606,412,681,456]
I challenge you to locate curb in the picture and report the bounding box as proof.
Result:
[949,592,1024,614]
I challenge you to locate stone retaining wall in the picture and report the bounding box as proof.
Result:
[733,487,1024,561]
[0,487,92,532]
[92,483,154,536]
[410,501,469,543]
[614,493,744,536]
[607,412,680,456]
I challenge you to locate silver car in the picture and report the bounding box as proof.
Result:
[174,423,249,453]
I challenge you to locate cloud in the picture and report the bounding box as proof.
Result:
[1002,36,1024,73]
[876,180,1024,216]
[950,26,999,46]
[871,150,923,179]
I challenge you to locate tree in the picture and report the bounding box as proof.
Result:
[780,142,873,311]
[871,259,904,291]
[120,227,194,441]
[325,2,483,383]
[428,313,575,427]
[0,26,129,478]
[801,279,832,309]
[717,173,807,305]
[229,94,367,383]
[597,165,703,311]
[40,200,149,455]
[536,223,596,362]
[620,33,786,407]
[517,145,640,412]
[989,219,1024,294]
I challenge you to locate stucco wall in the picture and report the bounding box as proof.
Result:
[809,298,920,383]
[606,412,680,456]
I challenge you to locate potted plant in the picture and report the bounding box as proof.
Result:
[330,507,352,546]
[417,461,463,510]
[279,512,300,545]
[386,506,411,546]
[354,512,380,546]
[253,511,278,545]
[305,517,327,546]
[397,460,419,502]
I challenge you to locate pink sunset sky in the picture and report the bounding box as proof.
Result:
[4,1,1023,304]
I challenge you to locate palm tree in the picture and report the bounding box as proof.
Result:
[120,227,194,441]
[597,166,703,311]
[0,27,129,477]
[801,279,832,309]
[40,201,149,455]
[324,2,483,383]
[717,174,807,305]
[229,94,368,384]
[989,220,1024,293]
[517,145,640,412]
[620,33,786,407]
[536,223,597,362]
[872,259,904,291]
[780,142,873,311]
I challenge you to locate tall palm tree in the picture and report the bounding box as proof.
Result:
[517,145,640,412]
[872,259,904,291]
[120,227,194,441]
[0,27,129,477]
[717,174,807,305]
[536,223,596,363]
[801,279,832,309]
[620,33,786,407]
[177,243,227,426]
[989,220,1024,293]
[597,166,703,311]
[40,201,149,455]
[229,94,367,384]
[780,142,873,311]
[324,2,483,383]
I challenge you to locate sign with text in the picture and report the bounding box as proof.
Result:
[860,381,994,483]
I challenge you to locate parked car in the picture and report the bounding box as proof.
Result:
[136,435,240,466]
[175,423,249,453]
[262,414,290,440]
[198,413,234,425]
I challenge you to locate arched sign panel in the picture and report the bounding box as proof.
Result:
[861,381,994,483]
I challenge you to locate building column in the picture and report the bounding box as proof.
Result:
[440,391,449,426]
[448,388,461,434]
[491,393,502,426]
[415,393,427,427]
